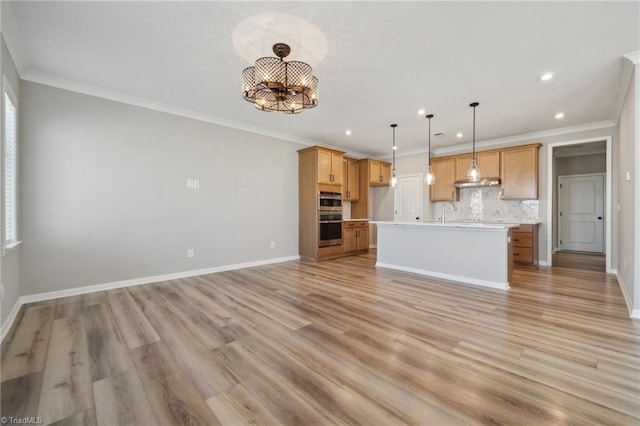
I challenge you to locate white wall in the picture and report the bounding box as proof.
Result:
[371,127,617,264]
[1,35,21,326]
[20,82,303,296]
[616,70,636,314]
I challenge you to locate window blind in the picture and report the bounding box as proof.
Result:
[4,91,17,246]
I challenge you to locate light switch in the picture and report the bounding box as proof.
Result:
[626,171,631,181]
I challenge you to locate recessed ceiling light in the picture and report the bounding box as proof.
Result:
[345,129,352,135]
[555,112,565,119]
[392,146,398,150]
[540,72,554,81]
[456,132,463,138]
[417,109,426,115]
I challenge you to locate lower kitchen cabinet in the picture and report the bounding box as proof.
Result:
[344,221,369,253]
[512,223,538,265]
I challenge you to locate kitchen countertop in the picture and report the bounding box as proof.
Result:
[373,221,517,230]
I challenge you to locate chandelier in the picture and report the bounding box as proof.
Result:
[241,43,319,114]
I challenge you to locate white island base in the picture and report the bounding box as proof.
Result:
[374,221,514,290]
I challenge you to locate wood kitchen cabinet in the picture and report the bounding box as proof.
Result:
[317,148,343,186]
[500,144,541,199]
[511,223,538,265]
[298,146,346,260]
[455,151,500,181]
[343,158,360,201]
[343,221,369,253]
[368,160,391,186]
[430,157,458,201]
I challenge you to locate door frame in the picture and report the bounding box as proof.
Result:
[394,173,424,223]
[557,173,605,254]
[545,136,612,272]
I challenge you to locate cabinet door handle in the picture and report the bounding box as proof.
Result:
[513,239,520,242]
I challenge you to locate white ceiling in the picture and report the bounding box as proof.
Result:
[4,1,639,157]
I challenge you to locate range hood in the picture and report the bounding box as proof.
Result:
[453,177,501,188]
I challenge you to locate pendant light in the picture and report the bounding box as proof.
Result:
[425,114,435,185]
[467,102,481,182]
[391,124,398,188]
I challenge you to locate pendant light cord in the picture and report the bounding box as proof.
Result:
[426,114,433,165]
[472,105,476,159]
[391,124,397,174]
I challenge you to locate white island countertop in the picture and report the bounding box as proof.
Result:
[373,221,516,290]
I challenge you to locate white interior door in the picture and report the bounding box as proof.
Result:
[558,174,604,253]
[394,174,423,223]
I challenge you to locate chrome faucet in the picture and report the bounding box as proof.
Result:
[440,202,457,224]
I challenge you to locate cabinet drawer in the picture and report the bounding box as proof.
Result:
[512,232,533,248]
[512,224,533,233]
[344,221,368,228]
[513,247,533,263]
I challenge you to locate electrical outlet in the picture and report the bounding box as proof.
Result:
[187,248,195,258]
[270,241,276,249]
[187,179,200,189]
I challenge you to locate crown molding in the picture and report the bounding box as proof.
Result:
[623,50,640,65]
[430,120,616,156]
[1,2,30,75]
[22,70,325,147]
[611,51,639,123]
[21,71,371,158]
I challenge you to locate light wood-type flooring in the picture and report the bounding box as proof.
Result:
[2,252,639,425]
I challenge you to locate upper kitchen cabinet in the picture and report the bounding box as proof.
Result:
[455,151,500,181]
[368,160,391,186]
[499,144,541,199]
[316,147,344,186]
[430,157,457,201]
[343,157,360,201]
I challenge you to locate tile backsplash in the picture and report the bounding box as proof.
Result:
[430,186,539,222]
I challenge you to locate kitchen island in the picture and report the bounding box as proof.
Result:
[373,221,516,289]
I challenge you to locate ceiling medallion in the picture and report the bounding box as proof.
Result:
[241,42,319,114]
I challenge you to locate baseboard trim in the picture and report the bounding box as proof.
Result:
[1,255,300,341]
[375,262,509,290]
[615,272,639,319]
[0,297,25,342]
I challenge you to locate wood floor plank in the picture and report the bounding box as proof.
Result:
[1,305,54,381]
[0,371,43,419]
[3,251,639,425]
[37,315,93,424]
[83,303,134,382]
[130,285,237,398]
[205,383,280,426]
[106,289,160,349]
[93,369,158,426]
[131,341,219,426]
[48,408,97,426]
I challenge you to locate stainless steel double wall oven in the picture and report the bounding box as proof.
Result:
[318,191,343,247]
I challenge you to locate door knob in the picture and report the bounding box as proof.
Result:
[598,216,602,220]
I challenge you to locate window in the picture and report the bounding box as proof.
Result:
[3,79,18,251]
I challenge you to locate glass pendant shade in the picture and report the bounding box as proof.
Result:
[467,158,481,182]
[391,172,398,188]
[425,164,436,185]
